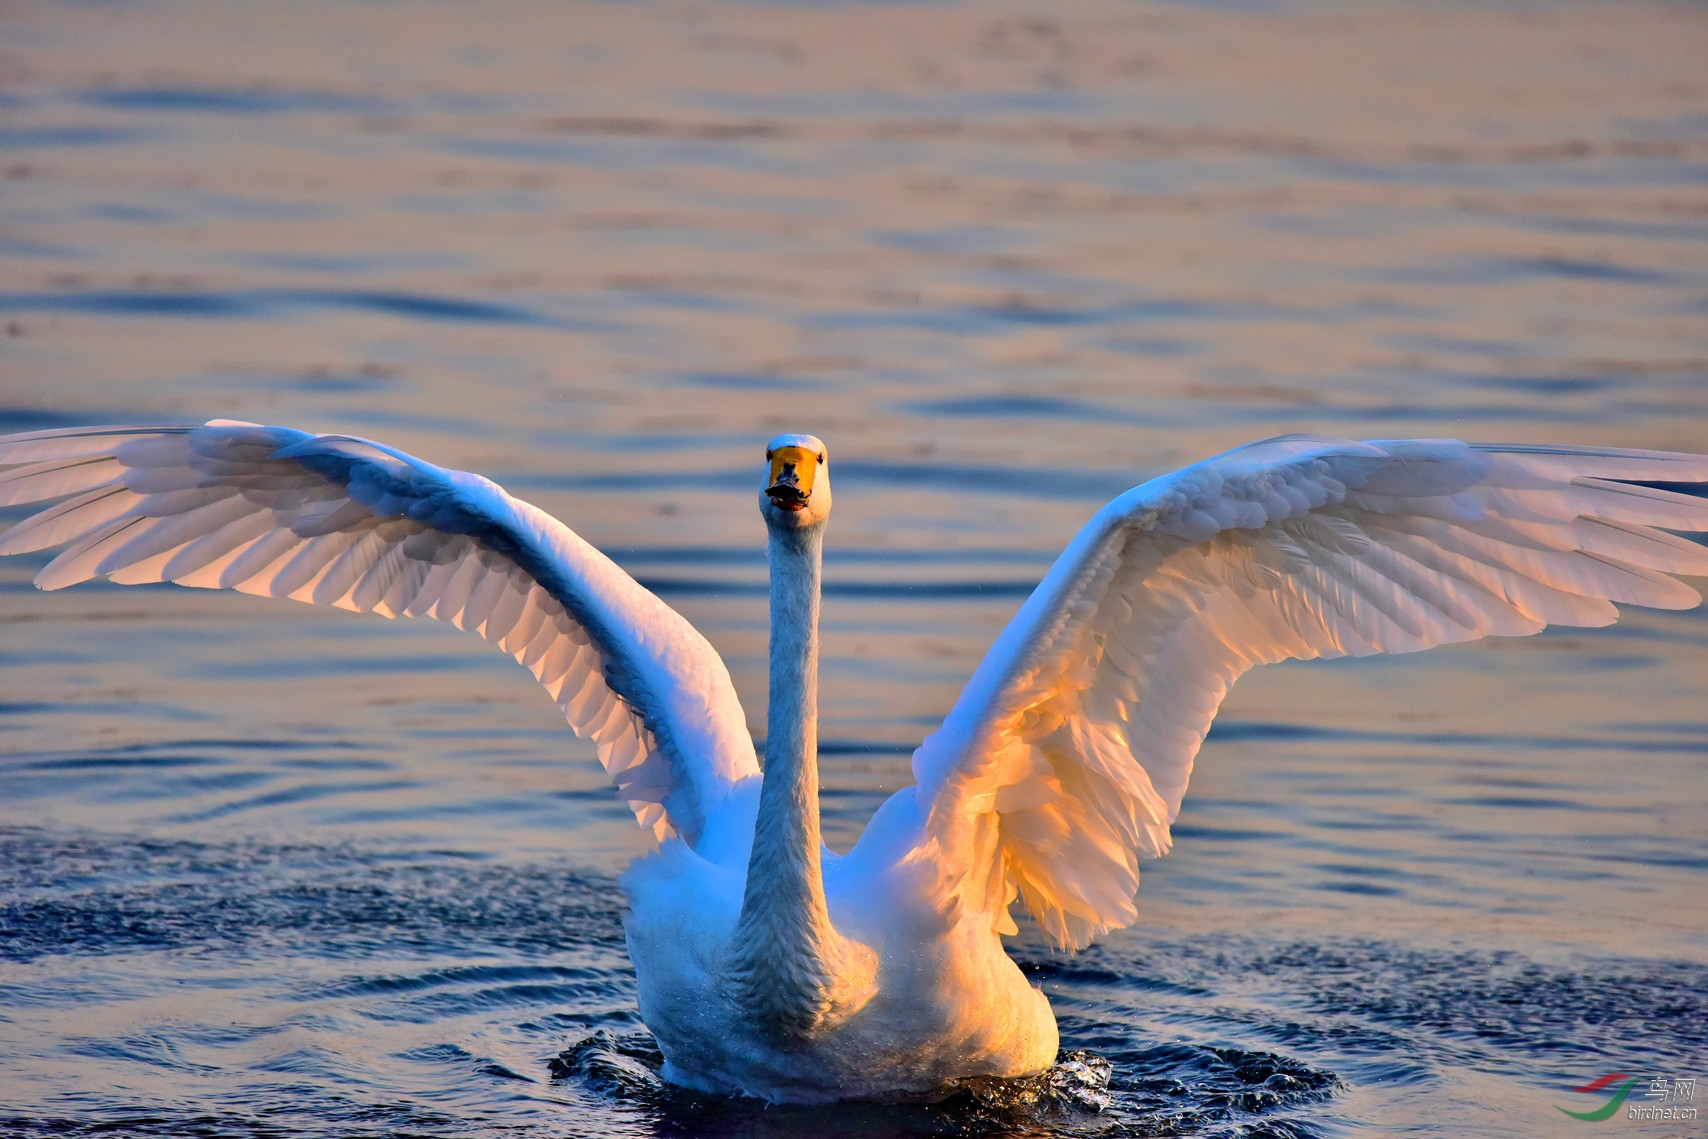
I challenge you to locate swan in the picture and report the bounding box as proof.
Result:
[1,421,1706,1101]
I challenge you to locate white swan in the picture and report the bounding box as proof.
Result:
[2,422,1706,1101]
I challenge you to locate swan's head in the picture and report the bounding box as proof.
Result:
[760,433,830,530]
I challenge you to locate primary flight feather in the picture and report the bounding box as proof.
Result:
[1,421,1704,1101]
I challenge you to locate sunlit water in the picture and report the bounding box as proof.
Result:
[1,1,1706,1135]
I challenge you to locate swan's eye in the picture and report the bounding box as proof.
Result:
[765,450,774,460]
[817,454,825,465]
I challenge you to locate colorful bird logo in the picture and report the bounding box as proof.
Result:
[1556,1073,1640,1122]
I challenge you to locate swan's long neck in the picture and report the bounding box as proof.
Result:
[730,520,841,1032]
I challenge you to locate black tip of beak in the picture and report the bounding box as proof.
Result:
[766,484,808,509]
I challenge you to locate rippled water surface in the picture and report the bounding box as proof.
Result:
[1,1,1706,1135]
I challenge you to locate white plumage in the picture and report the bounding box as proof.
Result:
[1,422,1704,1101]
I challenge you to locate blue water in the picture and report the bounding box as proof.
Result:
[6,830,1702,1138]
[1,1,1706,1135]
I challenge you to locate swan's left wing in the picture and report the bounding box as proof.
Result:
[0,421,759,847]
[909,435,1708,949]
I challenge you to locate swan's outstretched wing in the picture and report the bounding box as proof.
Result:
[0,421,759,846]
[910,435,1708,949]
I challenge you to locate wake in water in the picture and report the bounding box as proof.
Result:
[548,1027,1341,1138]
[10,828,1704,1138]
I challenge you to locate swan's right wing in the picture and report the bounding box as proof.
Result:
[0,421,760,847]
[908,435,1708,949]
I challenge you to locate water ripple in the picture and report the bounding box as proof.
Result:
[0,290,605,329]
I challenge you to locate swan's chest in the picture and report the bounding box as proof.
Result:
[620,850,1056,1102]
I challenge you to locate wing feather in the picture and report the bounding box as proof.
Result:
[99,494,259,572]
[905,435,1708,949]
[0,486,136,555]
[0,421,759,848]
[0,456,127,505]
[222,526,308,590]
[159,511,279,581]
[382,554,441,619]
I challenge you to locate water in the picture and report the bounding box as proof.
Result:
[1,1,1706,1135]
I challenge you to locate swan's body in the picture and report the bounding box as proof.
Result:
[2,422,1705,1102]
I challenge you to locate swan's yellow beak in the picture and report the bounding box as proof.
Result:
[766,445,820,511]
